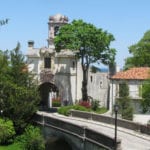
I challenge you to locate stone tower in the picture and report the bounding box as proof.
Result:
[47,14,68,49]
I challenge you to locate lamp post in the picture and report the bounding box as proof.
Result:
[114,104,119,150]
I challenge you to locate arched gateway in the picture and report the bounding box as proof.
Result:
[39,82,59,109]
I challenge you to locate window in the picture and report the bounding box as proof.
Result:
[44,57,51,68]
[54,26,59,36]
[90,76,93,82]
[72,61,75,70]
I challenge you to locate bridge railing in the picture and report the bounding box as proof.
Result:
[44,115,85,137]
[33,113,121,150]
[70,110,150,135]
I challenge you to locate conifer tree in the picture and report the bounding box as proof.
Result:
[117,81,133,120]
[0,43,40,133]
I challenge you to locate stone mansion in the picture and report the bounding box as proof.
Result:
[26,14,110,109]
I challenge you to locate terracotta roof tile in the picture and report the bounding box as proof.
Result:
[111,67,150,80]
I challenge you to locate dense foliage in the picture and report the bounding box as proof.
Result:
[17,125,45,150]
[54,20,116,101]
[0,118,15,145]
[0,43,40,133]
[117,82,133,120]
[141,80,150,113]
[124,30,150,70]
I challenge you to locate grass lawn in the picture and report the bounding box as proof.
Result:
[0,143,21,150]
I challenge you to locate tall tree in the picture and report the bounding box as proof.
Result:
[0,43,40,133]
[117,81,133,120]
[54,20,116,101]
[124,30,150,70]
[141,80,150,113]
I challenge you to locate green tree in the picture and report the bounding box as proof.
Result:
[119,82,129,97]
[0,43,40,134]
[124,30,150,70]
[17,125,45,150]
[141,80,150,113]
[54,20,116,101]
[117,82,133,120]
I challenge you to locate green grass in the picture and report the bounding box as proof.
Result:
[94,107,107,114]
[58,105,107,116]
[58,105,90,116]
[0,143,21,150]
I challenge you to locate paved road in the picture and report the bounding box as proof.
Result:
[38,111,150,150]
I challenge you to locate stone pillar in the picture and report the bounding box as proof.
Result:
[49,92,52,108]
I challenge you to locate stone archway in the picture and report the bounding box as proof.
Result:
[39,82,58,109]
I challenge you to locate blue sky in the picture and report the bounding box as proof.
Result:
[1,0,150,68]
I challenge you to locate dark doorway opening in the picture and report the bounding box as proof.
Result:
[39,82,58,110]
[46,138,72,150]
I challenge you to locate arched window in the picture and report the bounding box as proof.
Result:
[44,57,51,68]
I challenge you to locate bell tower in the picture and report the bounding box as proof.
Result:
[47,14,68,49]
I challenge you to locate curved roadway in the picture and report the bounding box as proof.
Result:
[39,111,150,150]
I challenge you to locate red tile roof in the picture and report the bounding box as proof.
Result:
[111,67,150,80]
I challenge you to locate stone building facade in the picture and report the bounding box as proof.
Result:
[26,14,109,108]
[109,67,150,114]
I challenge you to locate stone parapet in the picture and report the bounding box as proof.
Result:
[70,110,150,135]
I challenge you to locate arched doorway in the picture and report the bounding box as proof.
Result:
[39,82,58,109]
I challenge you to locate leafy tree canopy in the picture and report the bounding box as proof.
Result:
[54,19,116,100]
[55,20,116,65]
[124,30,150,70]
[0,43,40,134]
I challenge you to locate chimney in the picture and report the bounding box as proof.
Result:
[28,40,34,49]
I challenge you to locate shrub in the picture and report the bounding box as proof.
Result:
[117,97,133,120]
[58,106,73,116]
[0,118,16,145]
[122,107,133,120]
[91,100,100,111]
[17,125,45,150]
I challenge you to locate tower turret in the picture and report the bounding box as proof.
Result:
[47,14,68,49]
